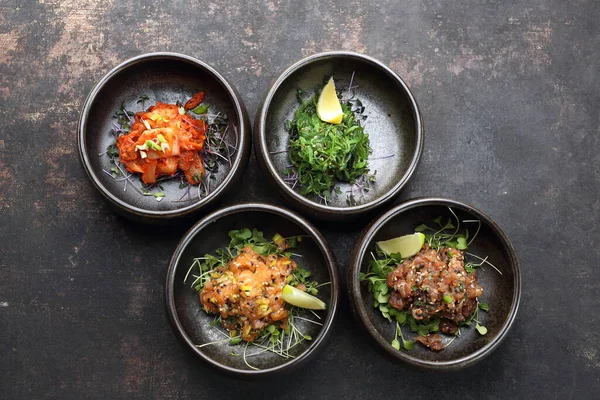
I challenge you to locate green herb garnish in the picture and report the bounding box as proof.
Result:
[137,94,150,108]
[113,102,134,130]
[106,144,120,159]
[192,103,210,115]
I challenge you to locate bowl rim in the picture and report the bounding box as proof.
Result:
[77,51,249,219]
[348,196,521,370]
[255,50,424,216]
[164,202,340,376]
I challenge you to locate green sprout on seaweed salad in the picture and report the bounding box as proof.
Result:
[360,208,500,351]
[183,228,329,370]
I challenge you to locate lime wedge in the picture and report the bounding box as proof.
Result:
[316,77,343,124]
[376,232,426,258]
[282,285,326,310]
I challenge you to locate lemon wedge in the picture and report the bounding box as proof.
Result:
[281,285,326,310]
[376,233,426,258]
[316,76,343,124]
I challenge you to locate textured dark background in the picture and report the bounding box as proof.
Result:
[1,0,599,398]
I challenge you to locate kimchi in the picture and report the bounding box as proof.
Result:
[116,97,207,185]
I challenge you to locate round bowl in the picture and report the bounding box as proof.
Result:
[348,197,521,370]
[165,203,340,378]
[254,51,423,220]
[78,52,251,223]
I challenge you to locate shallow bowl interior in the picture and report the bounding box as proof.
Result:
[256,52,423,218]
[166,204,339,377]
[79,53,249,220]
[349,198,520,370]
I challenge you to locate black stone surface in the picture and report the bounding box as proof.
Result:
[1,0,598,398]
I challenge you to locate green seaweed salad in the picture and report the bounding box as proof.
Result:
[285,81,374,203]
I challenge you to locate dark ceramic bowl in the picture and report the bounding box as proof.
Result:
[254,51,423,220]
[78,52,251,223]
[165,203,340,378]
[348,197,521,370]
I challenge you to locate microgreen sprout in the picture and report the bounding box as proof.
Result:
[392,321,415,351]
[473,302,488,335]
[136,94,150,108]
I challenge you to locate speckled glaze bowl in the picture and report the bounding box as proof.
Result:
[165,203,340,378]
[348,197,521,370]
[78,52,251,223]
[254,51,423,221]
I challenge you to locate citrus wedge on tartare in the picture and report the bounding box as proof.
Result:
[376,232,426,258]
[281,284,326,310]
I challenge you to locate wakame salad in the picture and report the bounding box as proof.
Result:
[284,76,374,204]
